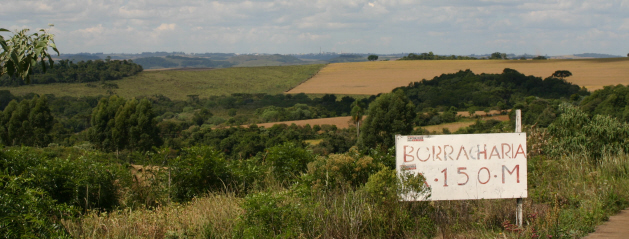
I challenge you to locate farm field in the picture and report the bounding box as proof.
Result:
[0,64,325,101]
[287,58,629,95]
[244,113,509,131]
[423,115,509,133]
[246,116,357,129]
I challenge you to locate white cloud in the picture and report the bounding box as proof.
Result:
[155,23,176,31]
[0,0,627,55]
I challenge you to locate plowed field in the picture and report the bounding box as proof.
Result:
[286,58,629,95]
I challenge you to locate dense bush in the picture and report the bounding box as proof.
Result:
[302,147,381,190]
[396,68,588,110]
[0,96,54,147]
[545,104,629,160]
[581,84,629,121]
[170,146,231,202]
[264,142,315,184]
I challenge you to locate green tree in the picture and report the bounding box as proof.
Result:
[0,27,59,83]
[0,96,54,146]
[350,101,365,138]
[360,90,416,149]
[551,70,572,79]
[368,54,379,61]
[490,52,506,59]
[89,96,160,152]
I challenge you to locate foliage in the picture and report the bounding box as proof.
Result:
[533,55,547,60]
[264,142,315,183]
[88,96,161,152]
[170,146,231,202]
[0,59,143,86]
[396,68,588,110]
[360,90,416,149]
[490,52,508,59]
[580,84,629,121]
[0,27,59,83]
[367,54,378,61]
[237,191,304,238]
[399,52,477,60]
[302,147,381,190]
[545,104,629,160]
[0,173,73,238]
[551,70,572,79]
[0,95,54,146]
[512,97,560,127]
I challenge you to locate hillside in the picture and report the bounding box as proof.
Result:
[287,58,629,95]
[0,64,326,101]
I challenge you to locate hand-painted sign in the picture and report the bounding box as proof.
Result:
[395,133,527,201]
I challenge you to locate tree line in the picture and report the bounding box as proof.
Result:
[0,59,143,86]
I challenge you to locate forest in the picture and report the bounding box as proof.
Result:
[0,59,143,86]
[2,62,629,238]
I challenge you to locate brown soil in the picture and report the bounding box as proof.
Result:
[583,209,629,239]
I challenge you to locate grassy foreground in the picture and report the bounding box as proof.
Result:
[0,64,325,101]
[61,144,629,238]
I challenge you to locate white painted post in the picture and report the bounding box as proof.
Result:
[515,109,523,227]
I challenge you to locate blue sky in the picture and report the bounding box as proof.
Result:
[2,0,628,55]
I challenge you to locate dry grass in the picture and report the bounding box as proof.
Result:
[287,58,629,95]
[423,114,509,133]
[248,113,508,131]
[62,193,243,239]
[249,116,357,129]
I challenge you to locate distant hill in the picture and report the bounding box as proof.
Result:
[134,56,234,69]
[60,54,102,62]
[574,53,622,58]
[327,54,367,63]
[228,54,306,67]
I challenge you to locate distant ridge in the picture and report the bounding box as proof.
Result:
[574,53,622,58]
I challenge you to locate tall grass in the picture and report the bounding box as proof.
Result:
[62,193,243,238]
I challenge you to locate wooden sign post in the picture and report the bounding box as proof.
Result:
[515,109,523,228]
[395,109,527,227]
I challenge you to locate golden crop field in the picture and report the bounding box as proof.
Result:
[287,58,629,95]
[246,113,509,132]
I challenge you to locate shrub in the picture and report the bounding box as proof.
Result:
[237,191,303,238]
[264,142,314,184]
[546,104,629,160]
[170,146,231,202]
[303,147,381,190]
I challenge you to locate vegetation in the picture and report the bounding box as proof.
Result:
[0,59,143,86]
[0,64,326,100]
[367,54,378,61]
[2,55,629,238]
[0,27,59,83]
[399,52,478,60]
[396,68,587,110]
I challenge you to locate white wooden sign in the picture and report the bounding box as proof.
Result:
[395,133,527,201]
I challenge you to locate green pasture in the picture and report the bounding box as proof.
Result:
[0,64,326,101]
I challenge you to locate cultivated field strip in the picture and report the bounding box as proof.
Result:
[287,58,629,95]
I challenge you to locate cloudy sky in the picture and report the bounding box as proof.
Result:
[2,0,628,56]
